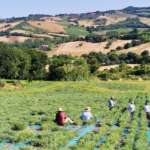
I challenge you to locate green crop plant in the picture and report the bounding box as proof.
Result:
[0,80,149,149]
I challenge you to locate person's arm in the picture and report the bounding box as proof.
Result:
[90,112,93,118]
[63,112,67,119]
[144,106,147,112]
[127,104,130,112]
[80,112,83,120]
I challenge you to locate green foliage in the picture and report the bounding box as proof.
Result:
[15,129,34,142]
[98,64,150,80]
[11,122,26,131]
[27,50,48,80]
[0,80,149,149]
[48,55,89,80]
[0,47,31,79]
[13,22,46,34]
[65,25,89,37]
[0,43,48,80]
[83,50,150,68]
[106,31,120,39]
[99,18,149,31]
[85,34,106,43]
[139,30,150,42]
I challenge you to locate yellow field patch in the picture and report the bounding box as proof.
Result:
[28,20,65,34]
[48,40,131,57]
[0,21,22,32]
[0,36,31,43]
[140,17,150,26]
[78,19,95,27]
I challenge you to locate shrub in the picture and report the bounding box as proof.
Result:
[97,72,110,81]
[11,122,26,131]
[31,139,47,148]
[48,56,89,81]
[15,129,34,142]
[0,80,5,87]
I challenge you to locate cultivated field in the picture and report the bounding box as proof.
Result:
[0,80,150,150]
[0,36,31,43]
[0,21,21,32]
[48,40,131,57]
[120,42,150,54]
[78,20,95,27]
[28,20,65,34]
[140,17,150,26]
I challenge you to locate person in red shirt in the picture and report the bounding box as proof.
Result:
[55,108,74,126]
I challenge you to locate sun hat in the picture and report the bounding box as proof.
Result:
[85,107,91,111]
[58,107,63,111]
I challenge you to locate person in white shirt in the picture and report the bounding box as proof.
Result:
[128,100,135,120]
[80,107,93,125]
[108,97,116,110]
[144,100,150,127]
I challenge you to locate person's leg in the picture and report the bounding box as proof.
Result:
[130,112,134,120]
[82,121,88,126]
[146,113,150,127]
[109,107,112,111]
[65,117,74,124]
[148,120,150,127]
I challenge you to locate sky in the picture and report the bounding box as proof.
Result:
[0,0,150,18]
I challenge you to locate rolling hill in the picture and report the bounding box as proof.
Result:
[48,40,131,56]
[0,6,150,55]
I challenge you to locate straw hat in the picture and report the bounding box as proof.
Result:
[58,107,63,111]
[85,107,91,111]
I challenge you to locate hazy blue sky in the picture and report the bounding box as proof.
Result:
[0,0,150,18]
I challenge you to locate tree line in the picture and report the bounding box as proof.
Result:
[0,43,89,81]
[0,41,150,81]
[0,43,48,80]
[83,51,150,73]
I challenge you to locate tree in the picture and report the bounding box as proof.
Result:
[0,48,31,79]
[85,34,105,43]
[108,52,120,65]
[48,56,89,80]
[141,50,149,57]
[126,52,140,64]
[141,50,150,64]
[27,50,48,80]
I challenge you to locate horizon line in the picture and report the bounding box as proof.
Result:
[0,5,149,20]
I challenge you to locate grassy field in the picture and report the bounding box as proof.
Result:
[0,80,150,150]
[65,25,89,37]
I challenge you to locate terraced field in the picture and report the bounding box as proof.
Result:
[0,80,150,150]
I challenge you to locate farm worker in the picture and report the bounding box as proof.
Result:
[80,107,93,124]
[144,100,150,127]
[128,100,135,120]
[108,97,116,110]
[55,108,74,126]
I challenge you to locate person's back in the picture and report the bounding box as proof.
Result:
[128,103,135,112]
[55,111,67,126]
[55,108,75,126]
[108,97,115,110]
[128,101,135,120]
[144,103,150,122]
[81,111,92,121]
[109,99,114,107]
[144,104,150,113]
[80,107,93,122]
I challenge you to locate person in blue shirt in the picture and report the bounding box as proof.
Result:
[80,107,93,125]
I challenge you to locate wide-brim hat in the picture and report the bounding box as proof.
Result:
[85,107,91,111]
[58,107,63,111]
